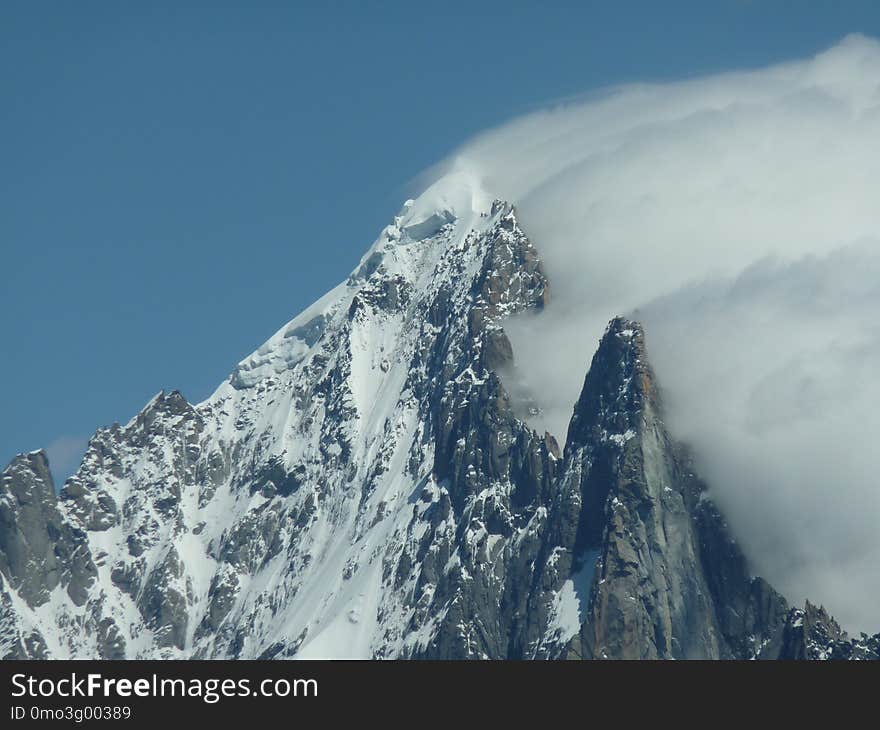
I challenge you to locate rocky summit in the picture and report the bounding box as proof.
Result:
[1,182,877,659]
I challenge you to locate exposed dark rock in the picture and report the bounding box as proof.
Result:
[530,319,827,659]
[137,547,188,650]
[0,451,96,608]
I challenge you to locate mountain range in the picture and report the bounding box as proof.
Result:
[2,184,877,660]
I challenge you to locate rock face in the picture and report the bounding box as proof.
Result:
[531,319,791,659]
[1,190,876,659]
[0,452,97,659]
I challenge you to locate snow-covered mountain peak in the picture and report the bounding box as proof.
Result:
[0,186,560,659]
[225,177,502,395]
[396,167,491,233]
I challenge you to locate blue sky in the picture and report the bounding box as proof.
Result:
[3,1,880,481]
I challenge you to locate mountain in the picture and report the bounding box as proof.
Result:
[2,180,877,659]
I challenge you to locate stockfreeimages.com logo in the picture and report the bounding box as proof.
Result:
[11,672,317,704]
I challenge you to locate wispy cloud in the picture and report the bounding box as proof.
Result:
[45,435,88,485]
[423,34,880,630]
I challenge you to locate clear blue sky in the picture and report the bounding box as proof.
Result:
[3,1,879,480]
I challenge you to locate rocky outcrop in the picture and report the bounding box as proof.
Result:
[0,451,96,610]
[760,602,880,660]
[528,318,873,660]
[569,320,785,658]
[403,203,559,659]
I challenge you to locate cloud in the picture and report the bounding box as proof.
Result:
[45,435,88,485]
[640,244,880,631]
[422,34,880,630]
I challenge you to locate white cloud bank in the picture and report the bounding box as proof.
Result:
[424,34,880,631]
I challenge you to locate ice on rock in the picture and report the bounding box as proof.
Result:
[402,210,456,241]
